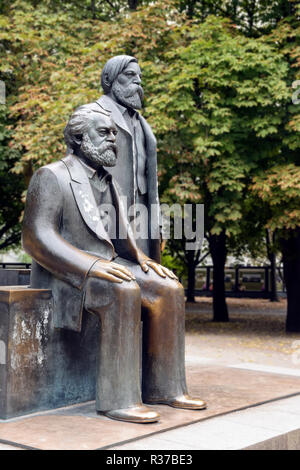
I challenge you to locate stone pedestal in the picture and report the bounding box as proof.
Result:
[0,287,99,419]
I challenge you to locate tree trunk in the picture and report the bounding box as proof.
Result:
[187,0,196,19]
[186,250,196,302]
[128,0,139,10]
[269,251,279,302]
[209,231,229,322]
[281,229,300,332]
[24,161,33,187]
[91,0,96,19]
[266,230,279,302]
[245,0,257,36]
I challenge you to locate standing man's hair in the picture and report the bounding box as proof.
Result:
[101,55,138,94]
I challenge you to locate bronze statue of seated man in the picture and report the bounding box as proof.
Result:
[22,103,206,423]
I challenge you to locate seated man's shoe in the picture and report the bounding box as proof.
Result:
[146,394,207,410]
[104,405,160,424]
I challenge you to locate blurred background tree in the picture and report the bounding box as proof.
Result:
[0,106,25,250]
[0,0,299,329]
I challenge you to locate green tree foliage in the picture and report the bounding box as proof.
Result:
[176,0,297,36]
[0,0,176,174]
[250,4,300,329]
[145,15,291,319]
[251,5,300,229]
[0,0,178,253]
[0,106,25,250]
[0,0,299,327]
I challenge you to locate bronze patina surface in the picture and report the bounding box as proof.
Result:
[95,55,161,261]
[22,101,206,423]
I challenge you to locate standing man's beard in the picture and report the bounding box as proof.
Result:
[112,82,144,110]
[80,133,117,168]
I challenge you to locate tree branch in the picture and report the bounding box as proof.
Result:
[0,221,16,239]
[0,232,21,250]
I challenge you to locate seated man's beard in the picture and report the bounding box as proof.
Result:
[80,133,117,168]
[112,82,144,110]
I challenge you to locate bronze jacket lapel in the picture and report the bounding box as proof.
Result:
[62,155,114,249]
[110,179,140,262]
[95,95,132,137]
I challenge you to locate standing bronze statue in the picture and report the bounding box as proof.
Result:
[22,103,206,424]
[95,55,161,262]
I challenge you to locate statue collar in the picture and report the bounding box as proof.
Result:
[95,95,133,136]
[114,101,139,119]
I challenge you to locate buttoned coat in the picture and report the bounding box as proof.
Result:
[22,155,141,332]
[95,95,161,262]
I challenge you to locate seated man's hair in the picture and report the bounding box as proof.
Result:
[64,103,110,152]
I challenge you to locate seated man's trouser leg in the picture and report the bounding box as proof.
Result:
[84,258,188,412]
[84,277,142,412]
[118,259,188,402]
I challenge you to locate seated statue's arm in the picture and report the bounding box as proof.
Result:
[22,167,103,290]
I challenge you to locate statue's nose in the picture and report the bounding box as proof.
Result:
[108,131,116,142]
[134,75,141,85]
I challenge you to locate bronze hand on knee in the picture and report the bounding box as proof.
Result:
[137,252,178,280]
[88,259,136,283]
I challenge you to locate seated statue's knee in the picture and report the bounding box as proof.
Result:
[176,280,185,294]
[85,279,140,317]
[112,279,140,298]
[161,278,184,299]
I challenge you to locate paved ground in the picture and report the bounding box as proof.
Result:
[112,395,300,450]
[2,361,300,450]
[3,393,300,450]
[112,297,300,451]
[2,296,300,451]
[185,297,300,370]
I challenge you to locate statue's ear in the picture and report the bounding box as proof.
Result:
[103,72,111,89]
[73,134,82,146]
